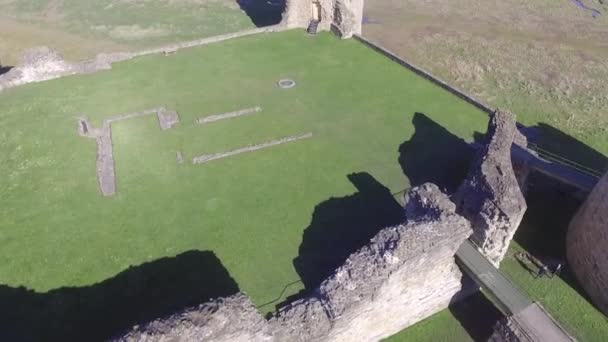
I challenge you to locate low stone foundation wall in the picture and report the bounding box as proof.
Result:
[0,26,282,92]
[115,184,473,341]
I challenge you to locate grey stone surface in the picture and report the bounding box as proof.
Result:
[196,107,261,124]
[320,183,472,341]
[157,108,180,130]
[487,303,574,342]
[96,123,116,197]
[114,294,272,342]
[453,110,527,266]
[269,296,332,342]
[192,133,313,164]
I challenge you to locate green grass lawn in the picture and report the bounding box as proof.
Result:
[0,30,489,340]
[4,0,257,44]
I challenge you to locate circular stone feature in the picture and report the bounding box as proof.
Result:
[277,79,296,89]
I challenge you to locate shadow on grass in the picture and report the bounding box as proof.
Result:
[531,123,607,173]
[289,172,404,299]
[513,172,591,299]
[0,65,12,76]
[399,112,476,194]
[449,291,503,341]
[0,250,239,342]
[237,0,285,27]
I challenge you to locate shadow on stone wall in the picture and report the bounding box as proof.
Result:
[291,172,404,296]
[0,250,239,342]
[237,0,286,27]
[399,112,477,193]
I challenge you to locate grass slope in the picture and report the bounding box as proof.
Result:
[0,29,487,322]
[0,0,262,64]
[364,0,608,171]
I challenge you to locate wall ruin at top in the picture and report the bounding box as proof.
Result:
[282,0,364,38]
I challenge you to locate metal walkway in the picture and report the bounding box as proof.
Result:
[456,241,574,341]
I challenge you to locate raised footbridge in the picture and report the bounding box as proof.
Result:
[456,240,575,342]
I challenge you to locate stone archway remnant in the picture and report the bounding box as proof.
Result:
[78,107,181,197]
[282,0,364,38]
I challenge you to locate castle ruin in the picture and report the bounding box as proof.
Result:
[282,0,364,38]
[567,170,608,316]
[114,110,533,342]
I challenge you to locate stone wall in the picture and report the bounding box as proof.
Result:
[282,0,364,38]
[115,184,474,341]
[567,170,608,316]
[0,26,281,92]
[453,110,527,266]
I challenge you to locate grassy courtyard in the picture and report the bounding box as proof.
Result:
[0,30,489,340]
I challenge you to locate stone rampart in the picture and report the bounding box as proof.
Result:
[115,184,474,341]
[567,170,608,315]
[453,110,527,266]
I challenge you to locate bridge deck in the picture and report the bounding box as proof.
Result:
[456,240,532,315]
[456,241,574,341]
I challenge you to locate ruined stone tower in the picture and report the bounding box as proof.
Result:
[567,170,608,316]
[282,0,364,38]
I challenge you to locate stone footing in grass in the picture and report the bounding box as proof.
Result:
[114,184,475,342]
[192,133,313,164]
[453,110,528,267]
[157,108,180,130]
[78,107,179,197]
[196,106,261,124]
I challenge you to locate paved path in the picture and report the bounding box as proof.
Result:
[456,241,574,341]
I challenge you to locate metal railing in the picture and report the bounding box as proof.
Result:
[528,143,604,180]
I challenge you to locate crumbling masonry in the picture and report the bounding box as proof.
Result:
[453,110,528,266]
[282,0,364,38]
[114,111,529,341]
[116,183,473,342]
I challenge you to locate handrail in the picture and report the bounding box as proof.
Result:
[528,143,604,179]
